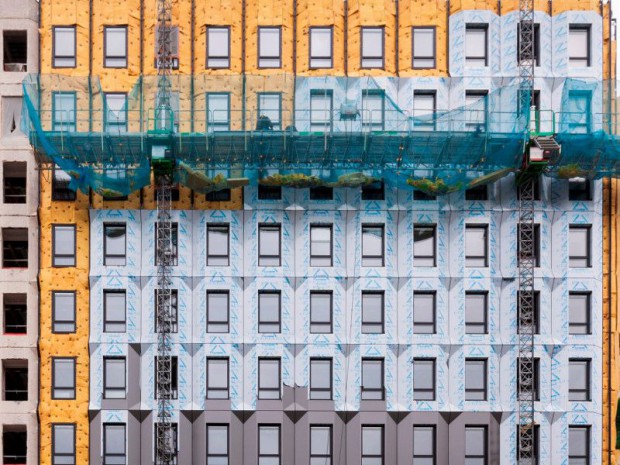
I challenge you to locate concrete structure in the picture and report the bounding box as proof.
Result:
[0,1,39,465]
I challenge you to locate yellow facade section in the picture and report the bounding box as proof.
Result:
[38,170,90,465]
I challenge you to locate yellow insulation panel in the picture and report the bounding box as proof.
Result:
[38,170,90,465]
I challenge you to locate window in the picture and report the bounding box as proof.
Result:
[153,90,179,132]
[2,228,28,268]
[569,426,590,465]
[310,425,332,465]
[569,178,592,201]
[104,26,127,68]
[207,224,230,266]
[154,356,178,399]
[413,359,435,401]
[258,224,281,266]
[362,224,384,267]
[465,359,487,401]
[465,224,488,267]
[517,290,540,334]
[258,291,281,333]
[154,424,178,465]
[206,357,229,399]
[569,25,591,67]
[413,426,436,465]
[517,223,540,267]
[465,24,488,66]
[52,167,76,201]
[310,90,333,130]
[362,90,384,130]
[3,161,26,204]
[258,358,281,399]
[361,358,384,400]
[103,290,125,333]
[154,289,178,333]
[310,186,333,200]
[52,93,76,132]
[154,26,179,69]
[257,93,282,130]
[517,22,540,66]
[310,358,332,400]
[517,425,539,465]
[258,425,280,465]
[258,184,282,200]
[413,224,436,266]
[466,185,488,201]
[413,291,436,334]
[103,357,126,399]
[362,291,384,334]
[361,180,385,201]
[569,225,591,268]
[206,188,231,202]
[207,291,229,333]
[52,357,76,399]
[3,360,28,401]
[569,292,591,335]
[414,190,436,201]
[206,26,230,68]
[465,292,487,335]
[154,222,178,266]
[104,93,127,133]
[2,96,23,138]
[206,425,229,465]
[412,91,436,129]
[465,426,487,465]
[310,291,332,334]
[569,359,591,401]
[310,224,332,267]
[52,225,76,267]
[3,30,27,72]
[465,90,488,128]
[361,425,384,465]
[412,27,436,68]
[309,27,333,68]
[206,93,230,131]
[258,27,281,68]
[104,223,126,266]
[53,291,76,333]
[103,423,126,465]
[361,27,384,68]
[516,177,541,201]
[52,424,75,465]
[53,26,76,68]
[2,426,27,465]
[517,357,540,401]
[3,293,27,334]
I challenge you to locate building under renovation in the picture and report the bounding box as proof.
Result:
[2,0,620,464]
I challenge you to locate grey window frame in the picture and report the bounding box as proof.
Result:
[569,225,592,268]
[361,291,384,334]
[413,90,437,130]
[52,357,76,400]
[413,224,436,267]
[413,425,436,465]
[154,288,178,333]
[154,356,178,400]
[413,358,436,401]
[104,289,126,333]
[413,291,436,334]
[154,26,179,70]
[412,26,436,69]
[52,290,76,333]
[52,92,77,132]
[206,93,231,132]
[310,425,333,465]
[569,291,591,335]
[258,27,282,68]
[257,93,282,130]
[206,290,229,333]
[309,27,333,69]
[516,424,539,465]
[517,357,540,402]
[517,290,540,335]
[104,223,126,266]
[206,357,229,399]
[103,423,126,465]
[361,89,385,130]
[465,291,488,335]
[465,358,487,401]
[52,224,76,267]
[103,356,126,399]
[258,223,282,267]
[361,425,384,465]
[258,424,281,465]
[104,93,128,133]
[568,425,590,465]
[103,26,128,68]
[569,358,591,402]
[361,224,385,267]
[310,224,333,267]
[206,26,231,69]
[465,224,488,267]
[52,26,76,68]
[258,357,281,400]
[569,24,591,67]
[52,423,76,465]
[154,423,178,465]
[361,357,384,400]
[207,223,230,266]
[206,424,229,465]
[465,24,488,66]
[517,22,540,66]
[258,290,281,334]
[310,89,334,131]
[465,425,488,465]
[154,222,178,266]
[309,357,333,400]
[310,291,333,334]
[360,27,385,69]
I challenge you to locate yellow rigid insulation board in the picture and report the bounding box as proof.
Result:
[38,170,90,465]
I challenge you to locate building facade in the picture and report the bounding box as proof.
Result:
[32,0,616,464]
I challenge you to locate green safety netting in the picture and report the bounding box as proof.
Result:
[25,73,598,196]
